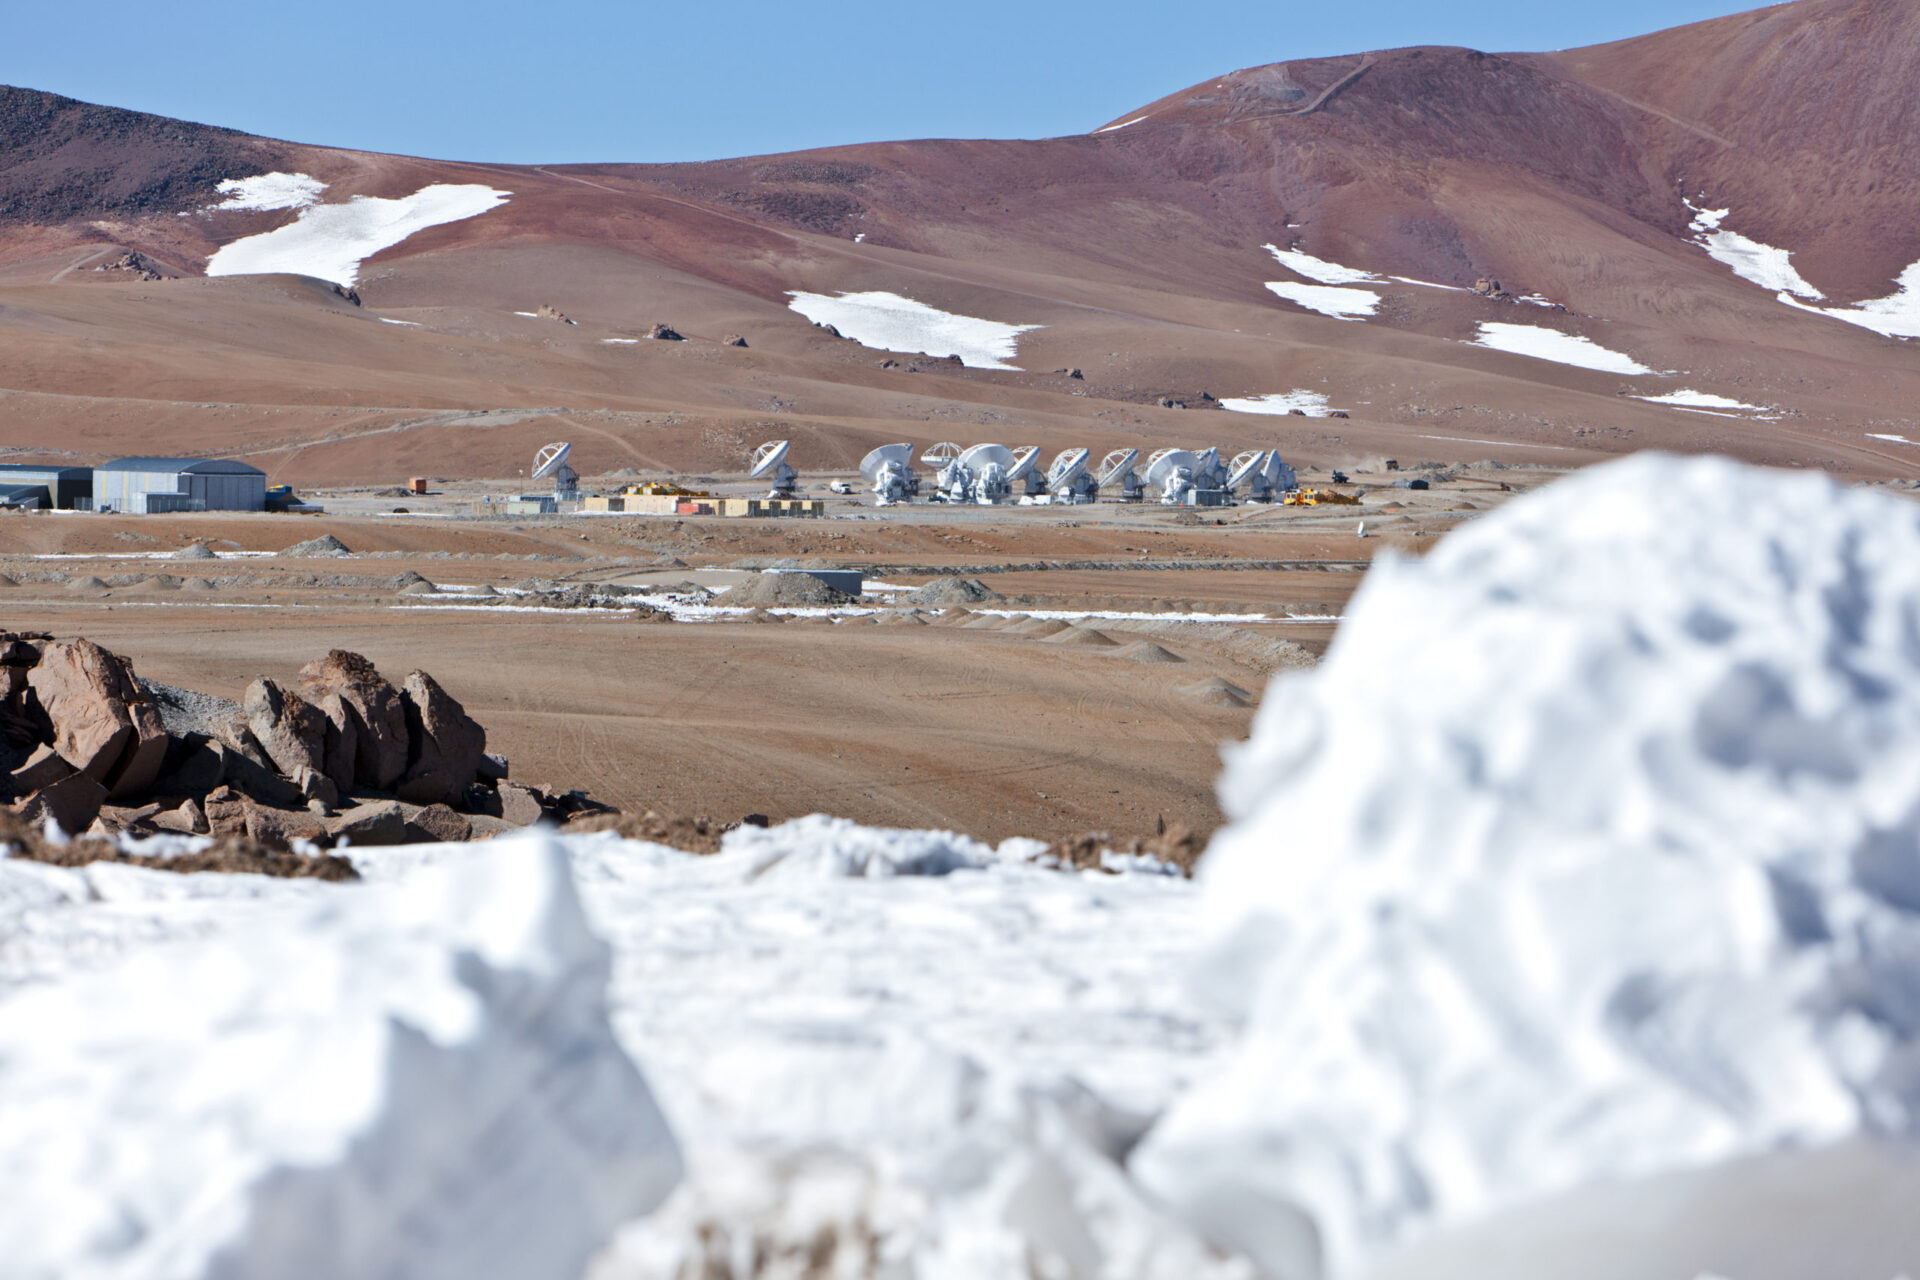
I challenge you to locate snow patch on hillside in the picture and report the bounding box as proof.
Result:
[205,184,511,287]
[1778,261,1920,340]
[0,837,681,1280]
[786,290,1041,370]
[1133,453,1920,1279]
[1096,115,1150,133]
[1265,281,1380,321]
[203,172,326,212]
[1634,389,1776,418]
[1687,203,1824,299]
[1471,321,1659,374]
[1264,244,1382,285]
[1220,390,1335,416]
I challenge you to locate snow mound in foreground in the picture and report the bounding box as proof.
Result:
[0,836,681,1280]
[1132,453,1920,1278]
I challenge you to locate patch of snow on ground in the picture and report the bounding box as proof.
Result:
[1095,115,1150,133]
[603,337,639,344]
[1220,390,1334,417]
[1263,244,1382,285]
[1778,260,1920,340]
[1264,281,1380,321]
[205,184,510,287]
[1471,321,1659,375]
[1132,453,1920,1280]
[1868,433,1917,446]
[1687,202,1823,299]
[202,172,326,212]
[786,290,1041,370]
[1388,275,1470,292]
[1635,389,1772,415]
[380,317,421,327]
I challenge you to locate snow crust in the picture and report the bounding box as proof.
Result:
[1471,321,1659,374]
[1264,244,1383,285]
[205,184,511,287]
[1265,281,1380,321]
[785,290,1041,370]
[1687,203,1823,299]
[1635,389,1767,411]
[202,172,326,213]
[0,838,681,1280]
[1221,390,1335,417]
[1779,260,1920,340]
[1132,453,1920,1278]
[1096,115,1150,133]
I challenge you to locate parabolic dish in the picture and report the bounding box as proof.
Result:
[1097,448,1139,483]
[531,442,573,480]
[1047,447,1091,487]
[921,442,961,468]
[749,439,792,478]
[1142,449,1199,485]
[1228,449,1268,488]
[859,443,915,481]
[1006,446,1043,482]
[957,443,1015,473]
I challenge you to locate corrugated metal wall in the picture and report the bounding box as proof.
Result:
[94,469,266,513]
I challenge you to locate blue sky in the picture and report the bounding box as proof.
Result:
[5,0,1773,163]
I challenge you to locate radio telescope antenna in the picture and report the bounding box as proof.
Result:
[920,441,960,469]
[1228,449,1268,502]
[531,442,578,497]
[1096,448,1141,502]
[1047,447,1093,503]
[1007,445,1047,496]
[957,443,1015,504]
[1192,445,1229,490]
[1262,451,1299,496]
[750,439,799,497]
[1142,448,1199,505]
[860,442,917,505]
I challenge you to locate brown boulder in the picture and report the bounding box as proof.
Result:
[299,650,411,792]
[397,670,485,806]
[721,333,748,348]
[17,771,108,835]
[153,798,210,835]
[327,800,408,846]
[153,734,227,796]
[10,743,74,795]
[403,803,473,843]
[26,639,168,798]
[497,781,550,827]
[242,677,327,779]
[243,802,328,850]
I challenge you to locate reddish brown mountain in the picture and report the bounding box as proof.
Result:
[1,0,1916,486]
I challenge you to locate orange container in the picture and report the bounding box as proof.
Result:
[408,477,429,494]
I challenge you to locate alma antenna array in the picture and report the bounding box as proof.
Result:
[531,442,578,497]
[1047,447,1095,503]
[1007,446,1047,497]
[1142,448,1200,505]
[860,442,918,505]
[956,443,1015,504]
[750,439,799,498]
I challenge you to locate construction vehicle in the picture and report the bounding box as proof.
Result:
[1282,487,1363,507]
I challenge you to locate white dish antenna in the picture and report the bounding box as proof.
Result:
[1006,446,1042,483]
[1096,448,1139,486]
[1047,448,1091,489]
[1192,446,1227,488]
[957,443,1015,473]
[920,441,960,469]
[1227,449,1268,490]
[1142,448,1198,486]
[749,439,792,479]
[1262,451,1299,493]
[532,442,574,481]
[859,443,914,482]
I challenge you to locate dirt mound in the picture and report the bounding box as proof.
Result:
[65,575,106,591]
[1111,641,1185,663]
[283,534,352,558]
[171,542,218,560]
[1043,625,1117,647]
[962,612,1010,629]
[741,608,785,624]
[128,575,182,592]
[722,571,856,607]
[1015,618,1072,637]
[183,577,216,591]
[932,608,974,626]
[398,579,440,595]
[877,610,929,626]
[1179,677,1254,708]
[903,576,1002,606]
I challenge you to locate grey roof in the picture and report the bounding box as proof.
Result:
[0,462,89,477]
[96,457,266,476]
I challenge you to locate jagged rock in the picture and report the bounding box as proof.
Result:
[815,322,841,338]
[17,771,107,835]
[647,323,685,341]
[403,803,472,844]
[152,798,209,835]
[397,671,486,806]
[479,752,510,781]
[290,765,338,809]
[242,801,327,850]
[536,303,576,326]
[26,639,168,799]
[497,781,550,827]
[10,744,74,796]
[328,800,408,846]
[298,650,411,792]
[721,333,748,347]
[218,739,303,808]
[241,677,327,780]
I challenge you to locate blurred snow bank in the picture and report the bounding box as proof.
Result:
[1133,454,1920,1278]
[0,837,681,1280]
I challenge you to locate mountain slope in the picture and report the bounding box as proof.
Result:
[0,0,1915,485]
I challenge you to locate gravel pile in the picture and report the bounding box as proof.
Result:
[722,572,857,607]
[171,542,219,561]
[902,576,1002,606]
[282,534,352,558]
